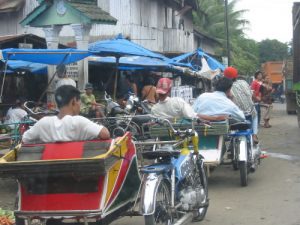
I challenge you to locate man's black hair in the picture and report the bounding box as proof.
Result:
[55,85,80,109]
[254,70,262,79]
[215,77,233,93]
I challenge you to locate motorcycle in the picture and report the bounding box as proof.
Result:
[135,118,209,224]
[97,93,151,139]
[23,101,58,120]
[227,116,261,186]
[0,132,141,225]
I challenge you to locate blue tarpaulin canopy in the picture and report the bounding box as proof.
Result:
[88,55,173,71]
[170,48,225,71]
[1,60,47,74]
[0,48,91,65]
[89,34,166,59]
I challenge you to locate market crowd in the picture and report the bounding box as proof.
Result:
[0,66,275,144]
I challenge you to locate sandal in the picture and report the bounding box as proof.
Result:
[263,124,272,128]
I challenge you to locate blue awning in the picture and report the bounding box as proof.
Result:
[88,55,173,71]
[0,48,91,65]
[170,49,225,71]
[2,60,47,74]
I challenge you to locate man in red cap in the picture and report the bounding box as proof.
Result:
[151,77,226,121]
[223,67,259,143]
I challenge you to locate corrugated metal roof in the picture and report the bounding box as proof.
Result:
[69,2,117,24]
[0,0,24,13]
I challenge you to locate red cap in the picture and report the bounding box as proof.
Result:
[224,66,238,79]
[156,78,172,94]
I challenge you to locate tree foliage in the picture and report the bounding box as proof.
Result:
[193,0,289,76]
[258,39,289,63]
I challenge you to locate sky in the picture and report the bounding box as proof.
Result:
[235,0,295,43]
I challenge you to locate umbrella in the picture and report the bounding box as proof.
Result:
[170,48,225,71]
[89,34,166,59]
[88,55,172,71]
[0,48,91,65]
[0,48,92,102]
[88,34,168,98]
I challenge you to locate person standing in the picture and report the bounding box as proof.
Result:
[260,77,273,128]
[141,76,157,104]
[251,71,263,126]
[223,67,259,143]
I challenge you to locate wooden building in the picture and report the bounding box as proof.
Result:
[0,0,219,55]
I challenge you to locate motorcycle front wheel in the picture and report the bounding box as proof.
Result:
[239,161,248,186]
[144,180,173,225]
[193,159,209,221]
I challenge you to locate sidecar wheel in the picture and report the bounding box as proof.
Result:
[239,161,248,186]
[15,217,25,225]
[144,181,173,225]
[193,162,209,221]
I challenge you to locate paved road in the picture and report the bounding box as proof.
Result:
[112,103,300,225]
[1,103,300,225]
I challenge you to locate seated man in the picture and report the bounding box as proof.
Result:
[55,64,76,90]
[193,77,245,122]
[151,77,226,121]
[4,98,28,129]
[22,85,110,144]
[223,66,259,143]
[80,83,104,118]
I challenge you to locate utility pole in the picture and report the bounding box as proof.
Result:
[224,0,230,66]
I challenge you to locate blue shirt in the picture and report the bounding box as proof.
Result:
[193,91,245,121]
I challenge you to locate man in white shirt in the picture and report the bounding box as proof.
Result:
[193,77,245,122]
[22,85,110,144]
[151,78,226,121]
[55,64,76,90]
[5,98,28,128]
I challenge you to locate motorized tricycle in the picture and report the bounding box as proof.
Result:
[136,117,209,224]
[0,132,141,225]
[196,117,262,186]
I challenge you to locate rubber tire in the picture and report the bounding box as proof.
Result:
[239,161,248,187]
[144,181,172,225]
[193,162,209,222]
[231,140,239,170]
[15,217,25,225]
[232,160,239,170]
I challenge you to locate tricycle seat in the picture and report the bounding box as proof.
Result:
[18,141,111,161]
[0,140,118,179]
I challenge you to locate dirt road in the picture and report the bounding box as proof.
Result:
[1,103,300,225]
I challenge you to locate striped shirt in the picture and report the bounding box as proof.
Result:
[231,80,257,117]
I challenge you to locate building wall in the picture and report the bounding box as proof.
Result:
[0,0,214,54]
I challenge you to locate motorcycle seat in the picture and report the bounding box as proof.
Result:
[142,148,181,160]
[230,121,251,131]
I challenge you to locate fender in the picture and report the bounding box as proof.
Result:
[238,136,248,161]
[139,173,165,215]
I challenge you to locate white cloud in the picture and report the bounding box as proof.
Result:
[235,0,294,43]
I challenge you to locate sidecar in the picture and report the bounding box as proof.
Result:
[0,132,141,225]
[147,120,229,175]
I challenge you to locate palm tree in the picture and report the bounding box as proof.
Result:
[193,0,259,74]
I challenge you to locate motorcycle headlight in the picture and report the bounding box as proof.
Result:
[126,100,134,111]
